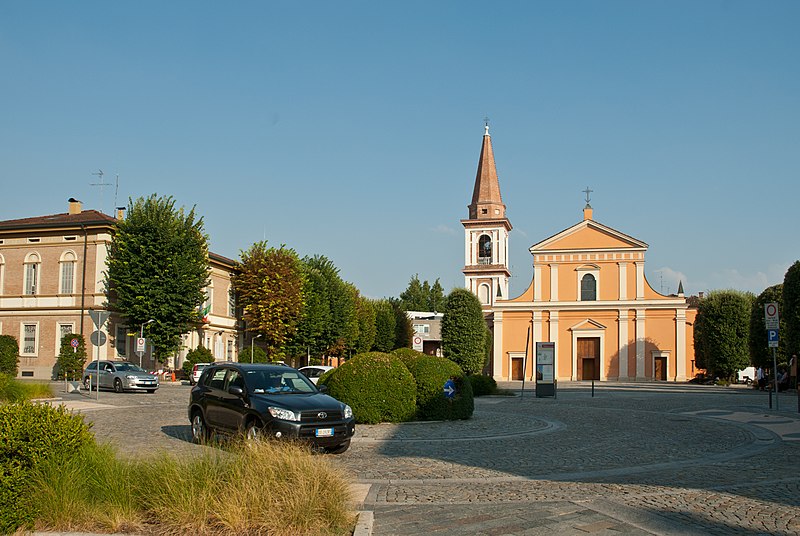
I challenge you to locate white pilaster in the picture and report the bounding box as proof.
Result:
[549,264,559,301]
[618,311,629,380]
[635,262,645,300]
[635,309,646,379]
[676,309,686,381]
[618,262,628,300]
[549,310,559,344]
[534,265,542,301]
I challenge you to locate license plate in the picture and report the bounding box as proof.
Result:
[315,428,333,437]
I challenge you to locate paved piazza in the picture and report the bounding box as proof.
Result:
[51,381,800,535]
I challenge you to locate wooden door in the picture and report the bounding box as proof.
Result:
[512,358,524,381]
[654,356,667,381]
[577,337,600,380]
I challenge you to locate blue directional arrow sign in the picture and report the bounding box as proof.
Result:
[768,329,779,348]
[443,379,456,399]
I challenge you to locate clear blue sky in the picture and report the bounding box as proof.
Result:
[2,1,798,299]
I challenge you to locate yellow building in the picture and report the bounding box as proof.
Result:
[463,127,697,382]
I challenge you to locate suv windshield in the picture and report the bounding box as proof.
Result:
[245,369,316,394]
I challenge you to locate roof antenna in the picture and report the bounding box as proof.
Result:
[90,169,109,214]
[113,173,120,213]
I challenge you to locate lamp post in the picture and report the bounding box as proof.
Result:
[251,334,262,363]
[139,319,155,368]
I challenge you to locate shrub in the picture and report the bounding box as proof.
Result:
[391,347,426,367]
[468,374,498,397]
[0,402,94,532]
[181,346,213,378]
[441,289,488,374]
[0,335,19,377]
[0,375,52,402]
[239,346,268,364]
[404,354,473,421]
[319,352,416,424]
[56,333,88,381]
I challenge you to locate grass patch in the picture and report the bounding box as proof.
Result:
[28,439,354,535]
[0,374,53,402]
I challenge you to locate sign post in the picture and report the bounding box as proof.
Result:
[535,342,556,398]
[88,309,110,401]
[136,337,146,368]
[765,302,780,410]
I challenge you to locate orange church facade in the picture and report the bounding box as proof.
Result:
[463,126,697,382]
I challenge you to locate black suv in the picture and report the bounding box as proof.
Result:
[188,363,355,453]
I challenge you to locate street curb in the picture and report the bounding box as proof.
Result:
[353,510,374,536]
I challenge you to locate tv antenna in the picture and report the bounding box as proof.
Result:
[90,169,110,214]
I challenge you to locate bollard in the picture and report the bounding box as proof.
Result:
[769,388,772,409]
[591,379,595,398]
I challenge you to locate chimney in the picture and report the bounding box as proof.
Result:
[583,204,593,221]
[116,206,126,220]
[68,198,82,215]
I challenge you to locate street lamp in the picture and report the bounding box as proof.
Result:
[251,334,262,363]
[139,319,155,368]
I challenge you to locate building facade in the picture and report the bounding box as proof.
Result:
[0,199,240,379]
[462,127,697,382]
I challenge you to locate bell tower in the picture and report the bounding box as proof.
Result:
[462,123,512,306]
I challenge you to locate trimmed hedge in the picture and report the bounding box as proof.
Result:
[391,347,425,368]
[0,335,19,377]
[0,402,94,532]
[468,374,498,397]
[403,354,473,420]
[318,352,416,424]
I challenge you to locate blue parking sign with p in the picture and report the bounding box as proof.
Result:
[768,329,779,347]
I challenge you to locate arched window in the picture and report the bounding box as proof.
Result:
[24,253,41,295]
[581,274,597,301]
[59,251,77,295]
[478,234,492,264]
[478,283,491,305]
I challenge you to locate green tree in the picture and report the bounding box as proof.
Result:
[55,333,87,380]
[693,289,754,379]
[441,288,487,374]
[783,261,800,357]
[352,288,376,354]
[392,298,413,349]
[239,346,269,364]
[106,194,209,362]
[372,299,396,352]
[289,256,356,360]
[232,242,305,358]
[399,275,446,312]
[0,335,19,376]
[181,346,213,377]
[749,284,785,368]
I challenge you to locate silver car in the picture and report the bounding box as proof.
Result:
[83,360,159,393]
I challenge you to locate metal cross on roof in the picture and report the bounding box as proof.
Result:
[583,186,593,205]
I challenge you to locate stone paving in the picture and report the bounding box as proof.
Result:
[49,380,800,535]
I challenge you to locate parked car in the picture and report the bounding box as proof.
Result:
[83,360,159,393]
[298,365,334,384]
[188,363,355,453]
[190,363,211,385]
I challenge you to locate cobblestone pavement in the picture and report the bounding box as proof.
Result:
[50,381,800,535]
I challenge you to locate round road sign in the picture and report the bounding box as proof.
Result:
[70,338,79,348]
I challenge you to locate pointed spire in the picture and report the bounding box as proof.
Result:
[468,122,506,220]
[677,280,684,296]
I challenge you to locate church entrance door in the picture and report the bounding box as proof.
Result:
[654,356,667,381]
[511,358,524,381]
[578,337,600,380]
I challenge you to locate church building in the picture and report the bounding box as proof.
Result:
[463,126,697,382]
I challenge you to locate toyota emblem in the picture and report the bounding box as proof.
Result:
[317,412,327,419]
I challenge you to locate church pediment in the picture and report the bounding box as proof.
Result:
[531,220,647,253]
[569,318,607,331]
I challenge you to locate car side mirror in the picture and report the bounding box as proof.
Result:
[229,386,245,397]
[317,384,328,393]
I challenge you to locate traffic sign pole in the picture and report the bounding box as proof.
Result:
[765,302,780,410]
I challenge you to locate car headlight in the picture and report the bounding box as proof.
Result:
[126,375,137,380]
[268,406,301,422]
[343,404,353,419]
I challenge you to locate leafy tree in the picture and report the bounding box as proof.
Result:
[372,299,396,352]
[289,256,356,360]
[784,261,800,357]
[693,289,754,379]
[749,284,785,368]
[181,346,213,378]
[352,288,376,354]
[0,335,19,376]
[441,288,487,374]
[399,275,446,312]
[392,298,413,349]
[55,333,87,381]
[232,242,305,358]
[106,194,209,362]
[239,346,269,364]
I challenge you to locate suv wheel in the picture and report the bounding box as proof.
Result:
[245,420,264,442]
[190,411,209,444]
[113,378,124,393]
